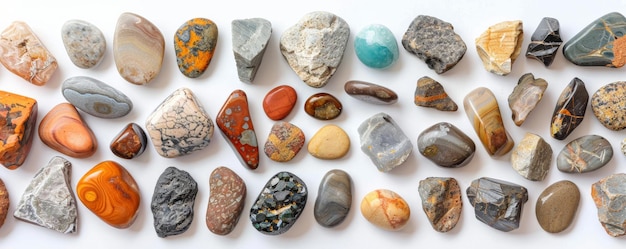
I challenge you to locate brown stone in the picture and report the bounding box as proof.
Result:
[304,93,342,120]
[0,90,38,169]
[39,103,97,158]
[206,166,246,235]
[464,87,514,156]
[418,177,462,232]
[0,178,8,229]
[262,85,297,121]
[264,122,305,162]
[414,76,457,111]
[110,123,147,159]
[536,180,580,233]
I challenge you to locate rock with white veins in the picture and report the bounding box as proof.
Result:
[232,18,272,83]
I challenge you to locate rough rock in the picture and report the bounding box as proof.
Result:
[467,177,528,232]
[232,18,271,83]
[151,166,198,237]
[475,20,523,75]
[526,17,562,67]
[0,90,37,169]
[418,177,462,232]
[508,73,548,126]
[592,173,626,236]
[511,132,552,181]
[414,76,458,111]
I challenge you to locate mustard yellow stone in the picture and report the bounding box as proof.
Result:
[307,124,349,159]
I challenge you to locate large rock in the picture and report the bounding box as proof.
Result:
[232,18,271,83]
[467,177,528,232]
[151,167,198,237]
[563,12,626,67]
[358,113,412,172]
[592,173,626,236]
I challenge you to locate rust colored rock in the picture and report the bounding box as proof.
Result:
[418,177,462,232]
[39,103,97,158]
[110,123,147,159]
[0,178,8,229]
[0,91,37,169]
[262,85,297,120]
[206,166,246,235]
[216,90,259,170]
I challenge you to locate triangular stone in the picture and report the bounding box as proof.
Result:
[563,12,626,67]
[232,18,271,83]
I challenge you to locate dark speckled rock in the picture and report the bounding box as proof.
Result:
[174,18,218,78]
[591,81,626,130]
[467,177,528,232]
[417,122,475,168]
[563,12,626,67]
[151,166,198,238]
[550,78,588,140]
[557,135,613,173]
[207,166,246,235]
[314,169,352,227]
[592,173,626,237]
[526,17,562,67]
[61,20,106,69]
[418,177,462,233]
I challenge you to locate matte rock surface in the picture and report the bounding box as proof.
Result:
[508,73,548,126]
[563,12,626,67]
[217,89,259,169]
[151,167,198,238]
[62,76,133,118]
[344,80,397,105]
[354,24,399,69]
[467,177,528,232]
[358,113,412,172]
[314,169,352,227]
[592,173,626,237]
[0,90,37,169]
[232,18,271,83]
[360,189,410,231]
[511,132,552,181]
[475,20,523,75]
[417,122,475,168]
[0,179,7,229]
[61,20,106,69]
[418,177,462,233]
[526,17,562,67]
[39,103,97,158]
[464,87,514,157]
[414,76,457,111]
[551,77,588,140]
[591,81,626,130]
[174,18,218,78]
[264,122,305,162]
[308,124,349,160]
[536,180,580,233]
[207,166,246,235]
[110,123,147,159]
[557,135,613,173]
[304,93,342,120]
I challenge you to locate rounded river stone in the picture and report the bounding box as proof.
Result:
[314,169,352,227]
[207,166,246,235]
[556,135,613,173]
[591,81,626,130]
[360,189,410,231]
[264,122,305,162]
[61,19,106,69]
[62,76,133,119]
[304,93,342,120]
[536,180,580,233]
[417,122,475,168]
[354,24,399,69]
[308,124,350,159]
[344,80,397,105]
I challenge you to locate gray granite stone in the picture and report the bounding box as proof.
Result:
[467,177,528,232]
[232,18,271,83]
[417,122,475,168]
[592,173,626,236]
[314,169,352,227]
[358,112,413,172]
[61,19,106,69]
[62,76,133,118]
[557,135,613,173]
[151,166,198,238]
[511,132,552,181]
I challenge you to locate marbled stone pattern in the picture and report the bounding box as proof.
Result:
[591,81,626,130]
[592,173,626,237]
[263,85,297,121]
[314,169,352,227]
[563,12,626,67]
[354,24,399,69]
[264,122,305,162]
[110,123,147,159]
[151,166,198,238]
[557,135,613,173]
[358,113,412,172]
[207,166,246,235]
[0,21,57,85]
[417,122,475,168]
[526,17,562,67]
[536,180,580,233]
[551,77,588,140]
[217,89,259,169]
[304,92,342,120]
[414,76,458,111]
[418,177,462,233]
[175,18,218,78]
[475,20,523,76]
[13,156,77,234]
[464,87,514,156]
[145,87,214,158]
[511,132,552,181]
[402,15,466,74]
[0,90,37,169]
[232,18,272,83]
[114,12,164,85]
[62,76,133,118]
[0,178,7,229]
[508,73,548,126]
[360,189,410,231]
[38,103,97,158]
[467,177,528,232]
[61,19,106,69]
[344,80,397,105]
[250,171,307,235]
[308,124,350,159]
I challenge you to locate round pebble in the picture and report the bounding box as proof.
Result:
[354,24,399,69]
[307,124,349,159]
[61,20,106,69]
[263,85,297,120]
[304,93,342,120]
[535,180,580,233]
[591,81,626,130]
[360,189,410,231]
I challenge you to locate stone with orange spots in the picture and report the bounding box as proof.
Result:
[39,103,97,158]
[0,91,37,169]
[360,189,410,231]
[174,18,218,78]
[418,177,462,232]
[591,81,626,130]
[550,78,588,140]
[563,12,626,68]
[217,90,259,170]
[414,76,457,111]
[264,122,304,162]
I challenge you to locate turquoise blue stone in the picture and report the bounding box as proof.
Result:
[354,24,399,69]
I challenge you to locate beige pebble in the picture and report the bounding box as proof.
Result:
[307,124,350,159]
[360,189,410,231]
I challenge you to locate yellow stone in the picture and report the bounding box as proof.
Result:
[360,189,410,231]
[307,124,350,159]
[475,20,523,76]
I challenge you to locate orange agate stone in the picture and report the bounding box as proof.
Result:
[38,103,97,158]
[0,91,37,169]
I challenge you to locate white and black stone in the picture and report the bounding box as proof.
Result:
[314,169,352,227]
[466,177,528,232]
[151,166,198,238]
[232,18,272,83]
[526,17,562,67]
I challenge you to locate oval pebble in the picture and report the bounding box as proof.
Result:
[308,124,350,159]
[62,76,133,118]
[207,166,246,235]
[174,18,218,78]
[304,93,342,120]
[314,169,352,227]
[417,122,475,168]
[360,189,410,231]
[536,180,580,233]
[344,80,397,105]
[61,19,106,69]
[591,81,626,131]
[556,135,613,173]
[263,85,297,120]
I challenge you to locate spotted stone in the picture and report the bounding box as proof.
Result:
[174,18,218,78]
[217,89,259,169]
[264,122,305,162]
[591,81,626,130]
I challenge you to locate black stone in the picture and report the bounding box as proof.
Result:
[526,17,562,67]
[151,166,198,238]
[550,78,589,140]
[466,177,528,232]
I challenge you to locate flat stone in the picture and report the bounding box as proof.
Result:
[77,160,140,229]
[232,18,271,83]
[264,122,305,162]
[0,21,57,85]
[0,179,7,229]
[314,169,352,227]
[250,171,307,235]
[114,12,164,85]
[344,80,397,105]
[38,103,97,158]
[414,76,457,111]
[174,18,218,78]
[262,85,297,121]
[304,93,342,120]
[536,180,580,233]
[145,88,214,158]
[418,177,462,233]
[467,177,528,232]
[308,124,349,160]
[0,90,37,169]
[557,135,613,173]
[508,73,548,126]
[62,76,133,118]
[217,89,259,169]
[151,166,198,238]
[591,81,626,130]
[417,122,475,168]
[563,12,626,67]
[360,189,410,231]
[110,123,147,159]
[592,173,626,236]
[402,15,466,74]
[207,166,246,235]
[354,24,399,69]
[61,20,106,69]
[13,156,77,233]
[280,11,350,88]
[550,78,588,140]
[358,113,413,172]
[464,87,514,156]
[525,17,562,67]
[475,20,523,76]
[511,132,552,181]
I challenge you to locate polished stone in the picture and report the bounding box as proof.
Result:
[417,122,475,168]
[344,80,397,105]
[262,85,297,120]
[467,177,528,232]
[526,17,562,67]
[308,124,350,160]
[508,73,548,126]
[62,76,133,118]
[13,156,76,234]
[536,180,580,233]
[557,135,613,173]
[354,24,399,69]
[304,93,342,120]
[591,81,626,130]
[0,179,7,229]
[550,78,588,140]
[414,76,457,111]
[464,87,514,156]
[207,166,246,235]
[402,15,466,74]
[511,133,552,181]
[110,123,147,159]
[264,122,305,162]
[475,20,523,75]
[39,103,97,158]
[151,167,197,238]
[592,173,626,237]
[217,89,259,169]
[359,113,412,172]
[360,189,410,231]
[563,12,626,67]
[0,90,37,169]
[418,177,462,233]
[174,18,218,78]
[622,138,626,156]
[232,18,271,83]
[314,169,352,227]
[61,20,106,69]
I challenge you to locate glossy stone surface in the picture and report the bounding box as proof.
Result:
[39,103,97,158]
[591,81,626,130]
[344,80,397,105]
[508,73,548,126]
[526,17,562,67]
[314,169,352,227]
[0,21,57,86]
[557,135,613,173]
[551,78,588,140]
[354,24,399,69]
[13,156,76,234]
[536,180,580,233]
[280,11,350,88]
[359,113,412,172]
[417,122,475,168]
[262,85,297,120]
[114,12,164,85]
[360,189,410,231]
[467,177,528,232]
[62,76,133,118]
[110,123,147,159]
[592,173,626,237]
[402,15,466,74]
[0,91,37,169]
[217,89,259,169]
[511,133,552,181]
[264,122,305,162]
[146,88,213,158]
[414,76,457,111]
[304,93,342,120]
[418,177,462,233]
[250,171,307,235]
[151,167,197,238]
[475,20,523,75]
[232,18,271,83]
[563,12,626,67]
[464,87,514,157]
[308,124,350,160]
[207,166,246,235]
[77,161,140,229]
[174,18,218,78]
[61,20,106,69]
[0,179,7,229]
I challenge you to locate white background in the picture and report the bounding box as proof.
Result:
[1,0,626,248]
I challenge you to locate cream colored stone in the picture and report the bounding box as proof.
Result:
[475,20,523,76]
[307,124,350,159]
[360,189,410,231]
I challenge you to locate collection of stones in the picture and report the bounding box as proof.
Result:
[0,9,625,238]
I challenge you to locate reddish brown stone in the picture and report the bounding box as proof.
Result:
[217,90,259,169]
[304,93,342,120]
[0,91,37,169]
[206,166,246,235]
[263,85,297,120]
[110,123,147,159]
[0,178,8,229]
[264,122,305,162]
[39,103,97,158]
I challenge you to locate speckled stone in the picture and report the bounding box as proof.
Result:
[418,177,462,233]
[414,76,458,111]
[0,90,38,169]
[557,135,613,173]
[475,20,523,76]
[591,81,626,130]
[592,173,626,236]
[217,89,259,170]
[467,177,528,232]
[508,73,548,126]
[262,85,297,121]
[61,20,106,69]
[207,166,246,235]
[563,12,626,67]
[308,124,350,160]
[174,18,218,78]
[354,24,399,69]
[0,179,7,229]
[526,17,562,67]
[621,138,626,156]
[344,80,397,105]
[264,122,305,162]
[151,166,198,238]
[417,122,475,168]
[232,18,271,83]
[536,180,580,233]
[304,93,342,120]
[62,76,133,119]
[551,77,588,140]
[464,87,514,157]
[360,189,410,231]
[110,123,147,159]
[511,133,552,181]
[358,113,412,172]
[314,169,352,227]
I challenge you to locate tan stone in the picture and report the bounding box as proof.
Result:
[307,124,349,159]
[475,20,523,76]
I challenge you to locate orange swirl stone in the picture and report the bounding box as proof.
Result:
[0,91,37,169]
[38,103,97,158]
[77,161,140,229]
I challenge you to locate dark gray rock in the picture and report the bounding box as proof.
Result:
[232,18,272,83]
[62,76,133,118]
[358,112,413,172]
[592,173,626,236]
[526,17,562,67]
[467,177,528,232]
[417,122,475,168]
[314,169,352,227]
[151,166,198,238]
[557,135,613,173]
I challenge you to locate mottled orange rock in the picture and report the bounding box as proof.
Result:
[360,189,410,231]
[0,91,37,169]
[0,178,8,229]
[174,18,217,78]
[38,103,97,158]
